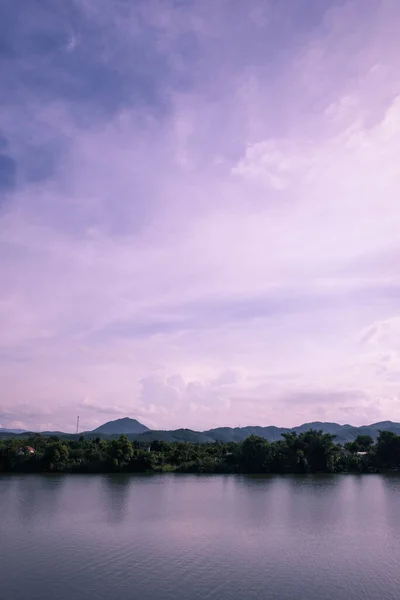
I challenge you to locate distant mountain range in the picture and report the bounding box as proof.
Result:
[0,428,26,434]
[2,418,400,444]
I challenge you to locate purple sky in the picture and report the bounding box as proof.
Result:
[1,0,400,432]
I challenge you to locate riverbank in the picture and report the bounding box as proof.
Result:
[2,429,399,474]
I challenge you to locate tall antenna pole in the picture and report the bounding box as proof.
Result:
[76,415,80,435]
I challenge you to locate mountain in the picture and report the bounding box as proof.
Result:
[94,420,400,445]
[201,421,400,444]
[133,429,215,444]
[292,422,345,435]
[0,428,26,434]
[87,418,400,444]
[91,417,150,435]
[204,426,289,443]
[2,418,400,444]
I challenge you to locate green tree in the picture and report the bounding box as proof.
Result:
[43,441,69,472]
[345,435,374,454]
[296,430,338,473]
[279,432,308,473]
[109,435,134,470]
[240,435,272,473]
[375,431,400,469]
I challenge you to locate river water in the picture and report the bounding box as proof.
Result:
[1,474,400,599]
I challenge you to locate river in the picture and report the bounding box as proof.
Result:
[1,474,400,599]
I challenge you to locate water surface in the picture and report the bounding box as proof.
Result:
[1,474,400,599]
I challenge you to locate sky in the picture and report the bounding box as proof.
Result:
[1,0,400,432]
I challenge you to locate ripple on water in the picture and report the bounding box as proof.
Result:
[1,474,400,600]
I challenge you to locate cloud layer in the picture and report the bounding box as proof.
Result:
[1,0,400,431]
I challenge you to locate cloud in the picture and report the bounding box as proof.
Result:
[1,0,400,431]
[136,373,232,429]
[78,397,125,416]
[0,153,16,192]
[360,319,400,349]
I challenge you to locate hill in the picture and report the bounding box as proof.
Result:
[2,418,400,444]
[104,420,400,444]
[90,417,150,435]
[0,428,26,434]
[133,428,215,444]
[204,426,289,443]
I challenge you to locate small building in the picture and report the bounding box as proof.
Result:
[18,446,36,455]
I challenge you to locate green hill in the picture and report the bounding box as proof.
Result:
[90,417,150,435]
[3,418,400,444]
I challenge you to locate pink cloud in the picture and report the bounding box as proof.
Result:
[1,0,400,431]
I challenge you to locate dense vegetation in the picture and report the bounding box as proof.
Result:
[2,429,400,474]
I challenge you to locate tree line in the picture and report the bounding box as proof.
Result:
[1,429,400,474]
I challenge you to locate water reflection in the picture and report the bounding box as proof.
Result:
[381,475,400,533]
[100,474,132,523]
[15,475,66,524]
[2,474,400,600]
[235,475,276,526]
